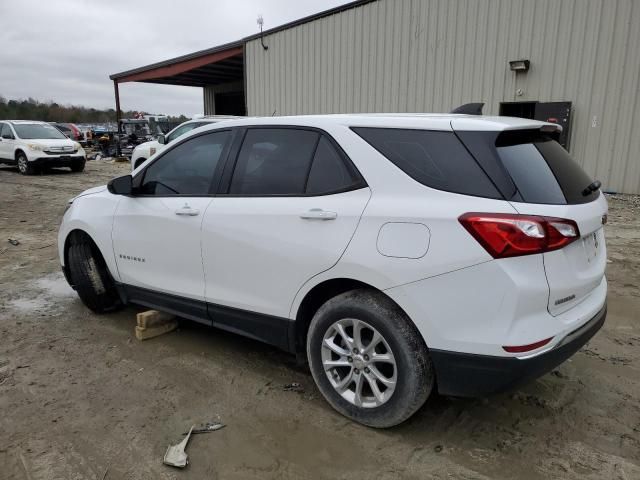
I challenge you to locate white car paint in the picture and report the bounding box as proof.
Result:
[0,120,86,165]
[59,114,607,363]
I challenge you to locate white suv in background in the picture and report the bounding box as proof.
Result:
[0,120,86,175]
[130,116,239,170]
[58,114,607,427]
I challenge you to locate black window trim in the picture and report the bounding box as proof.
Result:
[217,124,368,198]
[131,128,235,198]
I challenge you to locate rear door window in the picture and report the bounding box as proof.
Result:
[352,127,501,198]
[229,128,319,195]
[306,136,364,194]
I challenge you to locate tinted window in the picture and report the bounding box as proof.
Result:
[140,131,230,195]
[497,143,566,204]
[352,128,501,198]
[230,128,319,195]
[306,136,363,194]
[166,122,204,143]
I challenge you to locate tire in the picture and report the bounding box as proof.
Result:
[16,152,36,175]
[67,238,122,313]
[70,159,85,172]
[307,289,434,428]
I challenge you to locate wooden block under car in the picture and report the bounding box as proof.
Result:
[135,310,178,341]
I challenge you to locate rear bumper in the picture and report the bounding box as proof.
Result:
[431,303,606,397]
[31,155,85,167]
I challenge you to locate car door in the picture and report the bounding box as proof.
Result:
[112,130,233,319]
[201,127,371,334]
[0,123,15,159]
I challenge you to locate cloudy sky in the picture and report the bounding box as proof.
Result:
[0,0,351,116]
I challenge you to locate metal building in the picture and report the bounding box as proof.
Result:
[111,0,640,194]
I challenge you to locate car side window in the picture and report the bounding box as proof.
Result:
[229,128,319,195]
[305,136,363,194]
[167,123,200,143]
[140,131,231,196]
[1,123,13,139]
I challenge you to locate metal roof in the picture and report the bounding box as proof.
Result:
[109,0,376,86]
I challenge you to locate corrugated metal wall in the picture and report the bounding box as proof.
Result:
[245,0,640,194]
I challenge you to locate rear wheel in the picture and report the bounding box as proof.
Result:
[67,236,122,313]
[307,289,434,428]
[17,153,35,175]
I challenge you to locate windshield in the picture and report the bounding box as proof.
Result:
[14,123,67,140]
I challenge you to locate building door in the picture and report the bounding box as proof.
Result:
[500,101,572,150]
[215,92,246,116]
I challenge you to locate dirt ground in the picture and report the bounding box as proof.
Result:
[0,160,639,480]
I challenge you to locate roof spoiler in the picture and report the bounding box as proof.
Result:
[450,103,484,115]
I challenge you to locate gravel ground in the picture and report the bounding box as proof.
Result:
[0,161,639,479]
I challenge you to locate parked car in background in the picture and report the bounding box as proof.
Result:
[0,120,86,174]
[59,114,607,427]
[52,122,84,143]
[130,116,239,170]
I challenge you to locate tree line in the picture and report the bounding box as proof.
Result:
[0,96,188,124]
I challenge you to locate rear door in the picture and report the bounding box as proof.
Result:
[457,127,607,315]
[201,127,370,324]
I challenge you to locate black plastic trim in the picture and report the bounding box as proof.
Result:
[116,283,294,351]
[430,304,606,397]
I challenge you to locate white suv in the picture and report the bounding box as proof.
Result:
[0,120,87,174]
[130,116,239,170]
[58,114,607,427]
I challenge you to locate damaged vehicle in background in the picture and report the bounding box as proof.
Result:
[58,114,607,428]
[0,120,86,174]
[130,116,239,170]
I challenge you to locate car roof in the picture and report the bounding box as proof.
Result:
[201,114,559,133]
[5,120,49,125]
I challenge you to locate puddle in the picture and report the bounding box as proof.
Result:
[8,297,48,312]
[35,273,75,297]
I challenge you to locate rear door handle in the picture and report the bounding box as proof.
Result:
[175,206,200,216]
[300,208,337,220]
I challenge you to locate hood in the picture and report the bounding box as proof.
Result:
[72,185,107,201]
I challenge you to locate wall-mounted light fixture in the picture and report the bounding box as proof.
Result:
[257,15,268,50]
[509,59,530,72]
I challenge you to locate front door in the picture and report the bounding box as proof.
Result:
[202,128,370,329]
[0,123,15,160]
[112,130,232,312]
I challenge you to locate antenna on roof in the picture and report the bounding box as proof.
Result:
[450,103,484,115]
[257,15,268,50]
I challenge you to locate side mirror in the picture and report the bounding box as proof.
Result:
[157,134,166,145]
[107,175,133,195]
[1,134,12,140]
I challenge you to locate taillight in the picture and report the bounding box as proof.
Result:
[503,337,553,353]
[459,213,579,258]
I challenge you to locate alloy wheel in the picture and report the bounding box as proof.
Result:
[321,318,397,408]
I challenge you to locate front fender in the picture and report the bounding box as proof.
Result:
[58,192,122,281]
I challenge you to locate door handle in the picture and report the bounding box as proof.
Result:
[175,206,200,216]
[300,208,337,220]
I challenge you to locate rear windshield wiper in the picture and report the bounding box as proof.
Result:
[582,180,601,196]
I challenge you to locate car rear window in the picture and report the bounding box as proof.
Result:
[456,129,599,205]
[352,127,501,199]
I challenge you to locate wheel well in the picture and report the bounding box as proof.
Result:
[294,278,382,357]
[134,158,146,169]
[15,149,25,160]
[63,230,102,286]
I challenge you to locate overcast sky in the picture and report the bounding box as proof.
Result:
[0,0,351,116]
